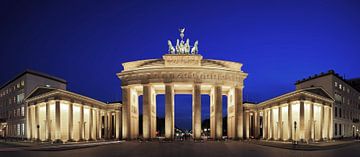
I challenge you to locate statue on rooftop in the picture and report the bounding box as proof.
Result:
[167,28,199,55]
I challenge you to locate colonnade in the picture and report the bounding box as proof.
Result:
[245,101,333,141]
[122,83,245,140]
[27,100,121,142]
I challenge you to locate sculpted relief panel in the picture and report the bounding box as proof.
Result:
[120,70,245,85]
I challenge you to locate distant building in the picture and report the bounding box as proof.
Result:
[295,70,360,138]
[0,70,67,138]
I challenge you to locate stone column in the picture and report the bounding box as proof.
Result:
[192,83,202,140]
[35,105,39,140]
[115,111,120,139]
[55,101,61,140]
[68,103,73,141]
[288,103,292,141]
[165,83,175,140]
[121,86,131,140]
[309,102,314,141]
[80,105,84,140]
[254,111,259,138]
[89,108,93,140]
[245,111,250,139]
[28,106,33,139]
[96,109,100,139]
[269,108,273,139]
[300,101,305,141]
[214,85,223,140]
[278,107,282,140]
[234,86,244,139]
[104,111,108,139]
[263,110,268,139]
[143,84,152,140]
[329,106,333,140]
[45,102,51,141]
[320,105,325,140]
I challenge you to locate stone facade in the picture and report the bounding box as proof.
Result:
[117,54,248,140]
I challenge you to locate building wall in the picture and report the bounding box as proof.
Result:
[0,72,66,138]
[296,74,360,138]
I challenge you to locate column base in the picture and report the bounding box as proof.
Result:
[53,139,63,144]
[67,139,76,142]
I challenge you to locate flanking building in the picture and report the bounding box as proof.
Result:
[25,87,121,142]
[0,70,67,138]
[244,87,334,142]
[0,70,122,142]
[295,70,360,138]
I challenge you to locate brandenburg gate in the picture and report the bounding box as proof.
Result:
[117,29,248,140]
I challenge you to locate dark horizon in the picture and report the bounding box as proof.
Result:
[1,0,360,129]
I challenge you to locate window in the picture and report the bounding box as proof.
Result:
[21,80,24,86]
[17,108,20,116]
[339,124,342,135]
[335,107,338,117]
[21,106,24,116]
[339,108,342,118]
[335,123,337,136]
[21,123,25,135]
[17,124,20,136]
[16,83,20,89]
[339,84,342,89]
[17,93,24,103]
[335,82,338,87]
[335,93,342,102]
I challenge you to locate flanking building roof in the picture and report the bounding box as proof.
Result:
[244,87,334,109]
[0,69,67,90]
[295,69,360,93]
[25,86,121,109]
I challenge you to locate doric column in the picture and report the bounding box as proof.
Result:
[269,108,273,139]
[309,102,314,141]
[245,111,250,139]
[121,86,131,140]
[234,86,244,139]
[192,83,201,140]
[278,106,282,140]
[46,102,51,141]
[28,106,33,140]
[143,84,152,139]
[109,112,113,138]
[329,106,333,140]
[263,110,268,139]
[104,111,108,139]
[55,101,61,140]
[165,83,175,139]
[254,111,259,138]
[68,103,73,141]
[97,109,101,139]
[320,105,325,140]
[299,101,305,141]
[214,85,223,140]
[35,105,39,140]
[79,105,84,140]
[116,110,120,139]
[288,103,292,141]
[89,107,93,140]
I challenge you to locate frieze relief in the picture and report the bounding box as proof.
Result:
[121,71,244,84]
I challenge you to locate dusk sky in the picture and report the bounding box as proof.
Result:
[1,0,360,129]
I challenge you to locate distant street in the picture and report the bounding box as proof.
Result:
[1,141,360,157]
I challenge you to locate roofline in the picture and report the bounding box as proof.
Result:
[0,69,67,90]
[257,87,334,107]
[25,86,111,107]
[295,70,360,93]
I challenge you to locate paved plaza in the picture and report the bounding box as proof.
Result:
[1,140,360,157]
